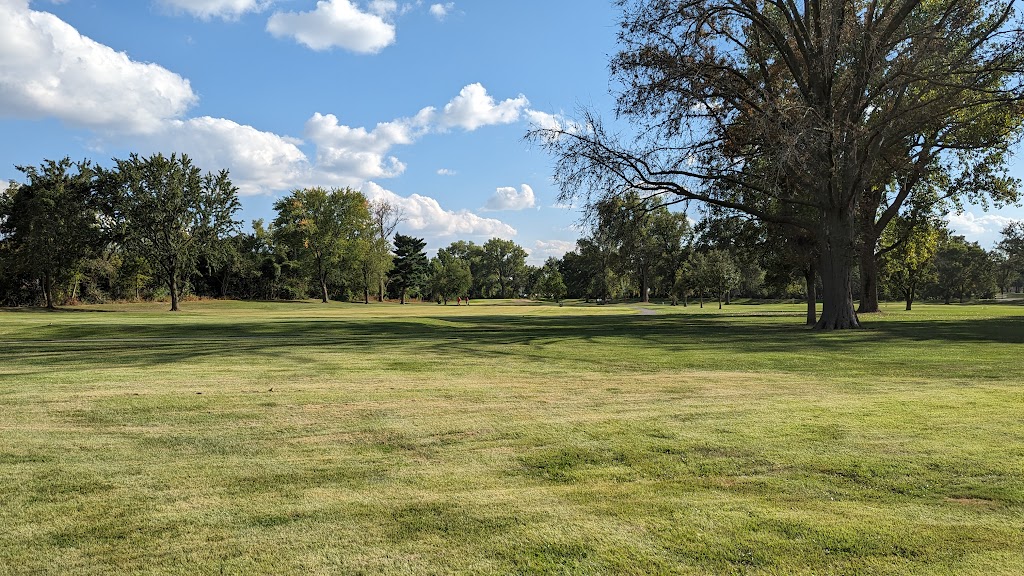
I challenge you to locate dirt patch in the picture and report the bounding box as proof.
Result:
[945,497,998,507]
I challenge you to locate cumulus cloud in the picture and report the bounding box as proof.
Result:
[0,0,196,133]
[525,109,564,131]
[437,168,457,176]
[132,117,311,195]
[438,83,529,131]
[367,0,397,16]
[158,0,271,20]
[304,110,433,184]
[530,239,575,262]
[429,2,454,20]
[362,181,517,240]
[483,184,536,212]
[266,0,396,53]
[946,210,1020,244]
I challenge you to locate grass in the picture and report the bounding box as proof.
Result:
[0,299,1021,575]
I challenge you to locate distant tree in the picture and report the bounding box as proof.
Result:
[593,192,660,302]
[428,249,472,304]
[0,158,101,308]
[880,217,941,310]
[533,257,567,302]
[649,209,692,301]
[480,238,528,298]
[558,249,592,300]
[438,240,488,298]
[997,222,1024,292]
[692,249,741,309]
[391,234,428,304]
[103,153,240,312]
[369,199,404,301]
[932,234,995,304]
[272,187,368,303]
[694,214,765,303]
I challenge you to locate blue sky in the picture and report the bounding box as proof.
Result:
[1,0,1021,262]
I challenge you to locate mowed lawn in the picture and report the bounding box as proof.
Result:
[0,300,1021,575]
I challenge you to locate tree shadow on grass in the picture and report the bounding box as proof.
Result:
[2,308,1019,373]
[0,306,118,314]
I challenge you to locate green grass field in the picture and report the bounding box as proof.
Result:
[0,299,1021,575]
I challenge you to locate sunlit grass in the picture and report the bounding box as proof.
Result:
[0,299,1021,574]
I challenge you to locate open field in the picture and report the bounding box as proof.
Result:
[0,300,1022,575]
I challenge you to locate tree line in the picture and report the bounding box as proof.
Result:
[3,152,1021,314]
[557,195,1024,323]
[0,153,562,309]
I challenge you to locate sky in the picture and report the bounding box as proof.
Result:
[1,0,1021,263]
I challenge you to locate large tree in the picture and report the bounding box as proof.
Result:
[104,153,240,312]
[391,234,428,304]
[272,187,369,303]
[368,199,404,302]
[479,238,528,298]
[428,249,473,304]
[533,0,1024,329]
[533,257,568,302]
[1,158,100,308]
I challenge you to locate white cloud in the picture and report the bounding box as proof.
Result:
[367,0,396,16]
[304,110,432,184]
[266,0,396,53]
[483,184,536,212]
[299,84,549,185]
[530,240,575,264]
[437,168,457,176]
[133,117,311,195]
[438,83,529,131]
[525,109,563,131]
[158,0,271,20]
[0,0,196,133]
[946,210,1020,245]
[429,2,454,20]
[362,181,517,240]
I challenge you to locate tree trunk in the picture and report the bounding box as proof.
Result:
[169,273,179,312]
[804,265,817,326]
[815,210,860,330]
[857,239,880,313]
[718,292,722,309]
[400,288,407,305]
[316,254,328,303]
[43,271,54,309]
[905,283,915,311]
[699,292,703,308]
[641,268,650,303]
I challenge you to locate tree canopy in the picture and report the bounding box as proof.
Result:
[103,153,240,312]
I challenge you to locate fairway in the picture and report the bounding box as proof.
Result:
[1,300,1022,575]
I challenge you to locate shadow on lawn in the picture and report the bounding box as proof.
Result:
[2,306,1021,371]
